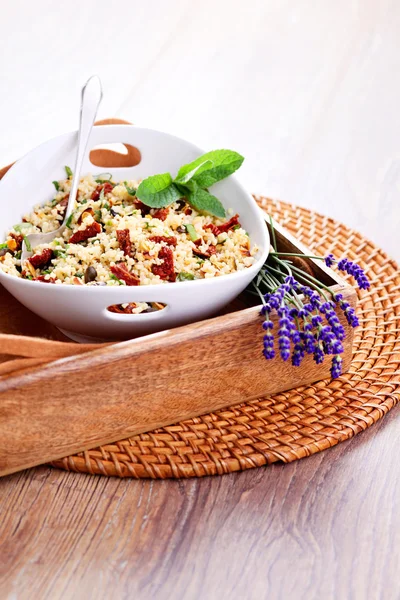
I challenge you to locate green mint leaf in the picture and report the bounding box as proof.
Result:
[174,159,213,185]
[53,180,60,191]
[65,166,73,178]
[136,173,182,208]
[189,149,244,188]
[188,188,226,218]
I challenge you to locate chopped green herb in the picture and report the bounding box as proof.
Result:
[81,199,87,204]
[185,224,199,242]
[110,273,122,283]
[103,202,110,210]
[42,269,51,275]
[23,236,32,252]
[54,249,67,258]
[124,182,136,196]
[95,209,102,221]
[65,166,73,178]
[75,272,84,278]
[106,220,113,226]
[99,187,105,203]
[177,272,195,281]
[52,181,60,191]
[15,251,22,260]
[0,242,8,249]
[65,213,74,229]
[95,173,112,183]
[232,224,241,230]
[25,274,33,280]
[245,231,249,237]
[13,223,31,232]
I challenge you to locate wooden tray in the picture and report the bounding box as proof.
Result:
[0,128,356,478]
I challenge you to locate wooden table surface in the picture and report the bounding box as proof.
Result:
[0,1,399,598]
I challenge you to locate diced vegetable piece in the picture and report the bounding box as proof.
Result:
[185,224,199,241]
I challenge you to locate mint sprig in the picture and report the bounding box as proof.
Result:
[136,149,244,218]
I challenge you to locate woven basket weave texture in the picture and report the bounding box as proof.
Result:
[51,197,400,478]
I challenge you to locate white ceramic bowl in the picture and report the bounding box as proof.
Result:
[0,125,269,341]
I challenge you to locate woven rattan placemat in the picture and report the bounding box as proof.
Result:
[50,197,400,478]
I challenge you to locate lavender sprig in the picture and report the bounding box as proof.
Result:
[250,224,370,379]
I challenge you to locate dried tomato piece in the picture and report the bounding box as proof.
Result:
[10,233,24,251]
[204,223,220,236]
[69,222,101,243]
[29,248,54,269]
[152,207,169,221]
[91,182,114,201]
[58,194,69,210]
[110,263,140,286]
[193,245,217,259]
[108,303,138,314]
[34,276,56,283]
[152,246,176,282]
[116,229,132,256]
[149,235,177,246]
[217,214,240,234]
[134,200,149,216]
[204,215,240,236]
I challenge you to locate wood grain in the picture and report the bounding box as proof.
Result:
[0,406,398,600]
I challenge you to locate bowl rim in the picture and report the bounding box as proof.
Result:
[0,124,269,290]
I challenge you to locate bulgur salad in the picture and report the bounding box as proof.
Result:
[0,152,257,313]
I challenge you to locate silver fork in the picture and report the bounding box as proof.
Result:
[21,75,103,263]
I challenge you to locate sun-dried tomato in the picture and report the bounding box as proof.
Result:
[152,246,176,281]
[149,235,177,246]
[134,200,149,216]
[10,233,24,251]
[217,214,240,234]
[152,207,169,221]
[69,222,101,243]
[29,248,54,269]
[116,229,132,256]
[204,214,240,236]
[91,182,114,201]
[193,245,217,259]
[204,223,220,236]
[110,263,140,286]
[34,276,56,283]
[108,303,138,314]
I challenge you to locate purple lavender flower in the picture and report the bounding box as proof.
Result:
[337,258,370,290]
[311,314,323,328]
[330,355,343,378]
[324,305,345,340]
[278,318,291,361]
[319,325,343,355]
[263,333,275,360]
[292,342,305,367]
[325,254,335,268]
[313,344,325,364]
[301,327,316,354]
[333,294,359,328]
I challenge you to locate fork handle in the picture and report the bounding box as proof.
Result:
[64,76,103,221]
